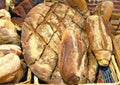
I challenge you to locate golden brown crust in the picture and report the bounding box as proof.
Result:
[0,44,21,56]
[86,49,98,83]
[0,9,20,45]
[0,53,21,82]
[0,61,26,83]
[85,15,113,66]
[93,1,113,21]
[0,9,11,20]
[0,44,24,83]
[0,74,15,83]
[58,27,87,84]
[65,0,90,18]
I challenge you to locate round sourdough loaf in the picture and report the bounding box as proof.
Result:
[21,2,85,83]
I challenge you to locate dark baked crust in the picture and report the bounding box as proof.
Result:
[12,0,43,25]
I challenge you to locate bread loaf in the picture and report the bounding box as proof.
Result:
[85,15,113,66]
[0,53,21,83]
[21,2,85,83]
[0,44,21,56]
[86,48,98,83]
[0,9,11,20]
[93,1,113,21]
[0,9,20,45]
[58,27,87,84]
[0,44,25,83]
[65,0,90,18]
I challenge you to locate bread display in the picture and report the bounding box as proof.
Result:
[0,0,119,84]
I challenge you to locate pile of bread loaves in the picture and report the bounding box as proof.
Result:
[0,0,118,85]
[0,9,26,83]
